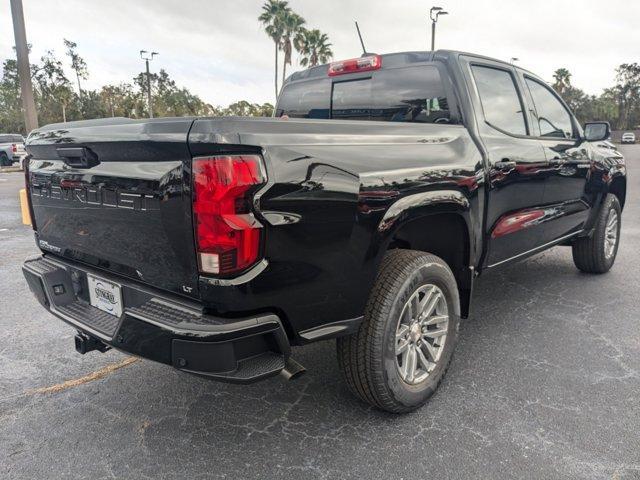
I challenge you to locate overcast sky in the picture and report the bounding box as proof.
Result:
[1,0,638,106]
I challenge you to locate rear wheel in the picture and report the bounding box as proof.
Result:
[0,153,10,167]
[572,193,621,273]
[336,250,460,413]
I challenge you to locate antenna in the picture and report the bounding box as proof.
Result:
[355,21,367,56]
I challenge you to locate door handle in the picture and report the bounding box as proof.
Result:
[56,147,100,168]
[493,160,516,170]
[548,157,567,167]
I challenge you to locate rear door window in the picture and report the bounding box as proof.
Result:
[471,65,527,136]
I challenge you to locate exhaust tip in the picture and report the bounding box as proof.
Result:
[280,357,306,381]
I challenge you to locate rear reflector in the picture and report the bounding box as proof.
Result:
[23,157,35,230]
[19,188,31,226]
[192,155,266,275]
[328,55,382,76]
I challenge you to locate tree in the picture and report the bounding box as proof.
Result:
[614,63,640,129]
[259,0,290,99]
[63,39,88,96]
[552,68,572,95]
[279,11,305,86]
[294,28,333,68]
[222,100,274,117]
[32,50,77,125]
[255,102,274,117]
[599,87,623,129]
[79,89,108,119]
[101,83,141,117]
[1,42,277,132]
[0,57,24,133]
[100,85,124,117]
[551,67,622,129]
[57,87,73,122]
[131,68,218,117]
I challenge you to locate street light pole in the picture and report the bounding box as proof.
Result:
[140,50,158,119]
[429,6,449,51]
[10,0,38,133]
[431,18,436,51]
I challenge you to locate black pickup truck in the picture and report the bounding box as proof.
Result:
[22,50,626,413]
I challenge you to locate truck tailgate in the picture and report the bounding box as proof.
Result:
[25,118,200,299]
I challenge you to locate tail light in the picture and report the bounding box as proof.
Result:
[192,155,266,275]
[328,55,382,76]
[12,144,17,153]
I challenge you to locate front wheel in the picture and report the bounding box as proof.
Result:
[336,250,460,413]
[572,193,621,274]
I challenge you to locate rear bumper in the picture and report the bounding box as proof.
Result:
[22,255,291,383]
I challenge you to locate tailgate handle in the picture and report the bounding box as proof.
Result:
[56,147,99,168]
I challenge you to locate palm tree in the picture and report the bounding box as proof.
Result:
[279,12,305,86]
[294,29,333,68]
[552,68,572,95]
[259,0,290,99]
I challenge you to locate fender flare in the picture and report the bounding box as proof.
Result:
[583,168,627,235]
[376,189,472,246]
[367,189,476,318]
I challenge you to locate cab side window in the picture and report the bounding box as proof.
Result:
[525,78,574,139]
[471,65,527,136]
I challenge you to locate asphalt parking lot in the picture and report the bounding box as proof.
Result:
[1,147,639,480]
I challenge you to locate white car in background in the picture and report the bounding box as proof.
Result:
[0,134,27,167]
[621,132,636,144]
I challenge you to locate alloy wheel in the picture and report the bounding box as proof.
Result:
[395,284,449,385]
[604,208,619,259]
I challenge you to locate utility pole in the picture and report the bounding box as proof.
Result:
[429,6,449,51]
[140,50,158,118]
[10,0,38,133]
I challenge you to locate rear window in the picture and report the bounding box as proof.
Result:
[275,79,331,119]
[276,65,454,124]
[0,135,24,143]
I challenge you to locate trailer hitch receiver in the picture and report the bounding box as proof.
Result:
[74,332,111,354]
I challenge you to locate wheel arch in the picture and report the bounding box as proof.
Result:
[374,191,475,318]
[609,175,626,210]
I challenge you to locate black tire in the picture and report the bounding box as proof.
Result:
[336,250,460,413]
[0,153,10,167]
[572,193,621,274]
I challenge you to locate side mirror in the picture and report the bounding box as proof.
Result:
[584,122,611,142]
